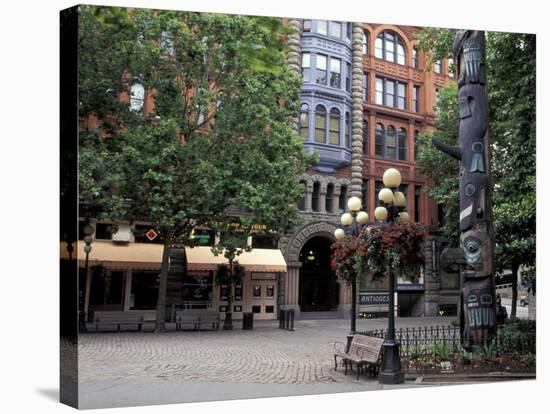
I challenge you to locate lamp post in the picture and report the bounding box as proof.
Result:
[80,224,94,333]
[334,196,369,351]
[376,168,406,385]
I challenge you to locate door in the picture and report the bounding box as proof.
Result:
[250,278,277,320]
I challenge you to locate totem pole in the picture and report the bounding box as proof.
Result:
[433,30,496,350]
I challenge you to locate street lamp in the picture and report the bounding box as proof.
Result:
[376,168,405,384]
[334,196,369,351]
[80,224,94,333]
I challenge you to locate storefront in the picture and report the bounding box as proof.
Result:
[74,241,287,322]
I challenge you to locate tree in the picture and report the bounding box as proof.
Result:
[415,29,536,317]
[78,6,315,331]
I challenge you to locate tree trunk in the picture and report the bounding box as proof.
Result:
[155,238,171,333]
[510,264,518,319]
[223,258,234,330]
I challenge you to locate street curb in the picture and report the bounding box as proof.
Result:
[407,372,535,383]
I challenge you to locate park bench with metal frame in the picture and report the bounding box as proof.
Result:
[333,335,385,379]
[93,311,144,332]
[175,310,220,331]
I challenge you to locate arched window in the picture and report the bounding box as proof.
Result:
[326,183,334,213]
[375,31,406,65]
[339,185,348,211]
[363,121,369,154]
[299,104,309,140]
[315,105,326,143]
[312,182,320,212]
[329,108,340,145]
[130,83,145,112]
[297,180,307,211]
[398,128,407,161]
[375,123,384,156]
[386,126,396,159]
[362,31,368,54]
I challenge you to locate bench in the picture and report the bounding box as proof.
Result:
[175,310,220,331]
[93,311,144,332]
[333,335,385,379]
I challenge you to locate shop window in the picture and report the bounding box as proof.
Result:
[131,271,159,310]
[234,305,242,312]
[252,305,261,313]
[182,273,213,304]
[265,305,275,314]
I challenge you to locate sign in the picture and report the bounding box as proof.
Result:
[359,294,389,305]
[397,284,424,292]
[146,229,158,241]
[251,272,277,280]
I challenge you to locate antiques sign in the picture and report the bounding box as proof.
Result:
[359,294,389,305]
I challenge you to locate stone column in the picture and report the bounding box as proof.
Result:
[305,180,313,212]
[350,23,365,199]
[282,262,301,317]
[319,182,327,214]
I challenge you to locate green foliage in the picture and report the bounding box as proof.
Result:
[473,340,498,361]
[498,318,536,353]
[415,83,460,245]
[450,318,460,327]
[459,350,473,365]
[415,29,536,291]
[520,353,535,367]
[214,262,245,286]
[429,342,451,361]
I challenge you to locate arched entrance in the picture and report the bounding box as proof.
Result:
[299,236,339,312]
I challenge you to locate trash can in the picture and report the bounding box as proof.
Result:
[242,312,254,330]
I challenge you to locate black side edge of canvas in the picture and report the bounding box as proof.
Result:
[60,4,79,409]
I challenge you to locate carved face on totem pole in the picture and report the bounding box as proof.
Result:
[433,30,496,350]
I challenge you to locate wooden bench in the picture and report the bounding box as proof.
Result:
[333,335,385,379]
[93,311,144,332]
[175,310,220,331]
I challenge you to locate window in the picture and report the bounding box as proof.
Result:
[435,87,440,109]
[315,105,326,143]
[182,273,213,304]
[253,285,262,297]
[375,180,384,207]
[252,233,278,249]
[362,73,368,100]
[95,223,113,240]
[339,185,348,211]
[362,31,368,54]
[316,54,327,85]
[412,47,418,68]
[362,180,369,214]
[299,104,309,140]
[329,108,340,145]
[265,305,275,313]
[330,57,341,88]
[346,23,352,42]
[434,59,441,74]
[398,128,407,161]
[375,123,384,156]
[345,62,351,92]
[190,228,215,246]
[160,31,174,55]
[252,305,261,313]
[363,121,369,154]
[376,77,407,110]
[297,180,306,211]
[266,286,275,298]
[447,57,455,77]
[413,86,420,112]
[312,182,320,212]
[414,130,420,161]
[414,186,422,222]
[302,53,310,82]
[345,112,351,148]
[375,124,407,161]
[131,272,159,310]
[329,21,342,38]
[386,126,396,159]
[376,31,406,65]
[130,83,145,112]
[326,184,334,213]
[317,20,328,35]
[134,224,163,244]
[303,20,311,32]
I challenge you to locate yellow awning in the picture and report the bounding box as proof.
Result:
[65,241,286,272]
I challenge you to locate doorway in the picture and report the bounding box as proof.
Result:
[299,236,339,312]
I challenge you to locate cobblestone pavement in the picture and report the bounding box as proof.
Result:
[78,317,455,385]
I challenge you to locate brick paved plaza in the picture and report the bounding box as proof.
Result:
[75,317,455,408]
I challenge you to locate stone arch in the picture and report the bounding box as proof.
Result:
[284,220,339,264]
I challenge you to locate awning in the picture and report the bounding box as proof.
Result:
[66,241,286,272]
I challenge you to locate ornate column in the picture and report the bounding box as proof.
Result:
[282,262,302,318]
[319,182,327,214]
[350,23,365,199]
[305,180,313,212]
